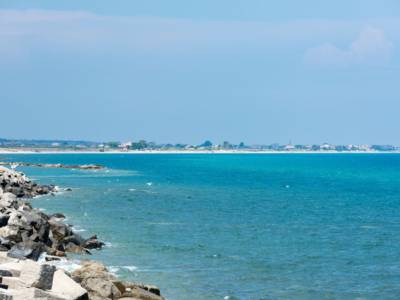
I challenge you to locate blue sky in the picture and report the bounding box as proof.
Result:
[1,1,399,144]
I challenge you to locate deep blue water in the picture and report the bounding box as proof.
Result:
[1,153,400,300]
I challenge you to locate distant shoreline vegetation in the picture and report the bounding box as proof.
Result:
[0,138,398,152]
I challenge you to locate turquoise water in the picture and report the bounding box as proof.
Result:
[1,154,400,300]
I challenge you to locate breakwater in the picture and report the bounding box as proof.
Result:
[0,166,163,300]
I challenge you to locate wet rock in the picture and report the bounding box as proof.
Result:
[119,283,164,300]
[64,243,91,255]
[49,213,65,220]
[49,220,72,242]
[82,235,104,250]
[63,234,85,246]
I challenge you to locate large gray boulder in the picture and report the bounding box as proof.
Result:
[7,241,47,261]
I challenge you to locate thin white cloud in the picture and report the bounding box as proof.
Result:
[0,9,398,64]
[305,27,394,67]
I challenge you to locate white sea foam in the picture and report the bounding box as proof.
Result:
[146,182,153,186]
[108,266,120,275]
[129,188,137,192]
[104,241,113,248]
[38,253,82,273]
[123,265,138,272]
[54,260,82,273]
[146,222,182,226]
[360,225,378,229]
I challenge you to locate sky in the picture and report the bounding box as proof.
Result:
[0,0,399,145]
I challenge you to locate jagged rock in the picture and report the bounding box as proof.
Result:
[118,282,164,300]
[51,269,88,300]
[0,237,12,250]
[7,241,47,261]
[82,235,104,250]
[72,262,121,299]
[64,243,91,255]
[49,220,72,242]
[7,211,31,229]
[0,193,17,209]
[120,286,164,300]
[63,234,85,246]
[49,213,66,220]
[0,226,21,243]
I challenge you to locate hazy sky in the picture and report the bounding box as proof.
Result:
[1,0,399,144]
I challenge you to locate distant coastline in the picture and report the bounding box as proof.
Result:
[1,148,400,154]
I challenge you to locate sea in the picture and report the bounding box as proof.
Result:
[1,153,400,300]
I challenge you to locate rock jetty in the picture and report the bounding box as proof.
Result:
[0,166,164,300]
[0,162,104,170]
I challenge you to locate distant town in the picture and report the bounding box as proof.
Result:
[0,138,398,153]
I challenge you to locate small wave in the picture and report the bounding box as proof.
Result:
[104,242,113,248]
[108,265,138,274]
[128,188,137,192]
[72,227,86,233]
[123,266,138,272]
[146,182,153,186]
[108,266,120,275]
[360,225,378,229]
[38,253,82,273]
[146,222,182,226]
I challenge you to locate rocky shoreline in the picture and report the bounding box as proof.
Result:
[0,162,104,170]
[0,166,164,299]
